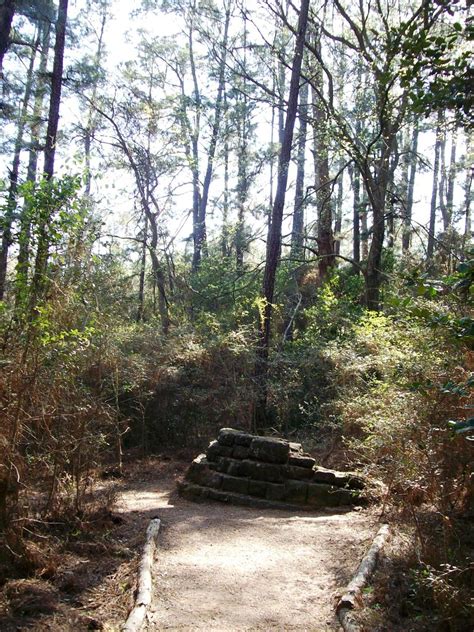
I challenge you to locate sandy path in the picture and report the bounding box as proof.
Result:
[117,476,376,631]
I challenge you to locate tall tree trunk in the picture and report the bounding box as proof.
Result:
[235,13,248,272]
[402,119,419,253]
[463,134,472,253]
[29,0,68,310]
[0,0,15,76]
[255,0,310,429]
[136,215,148,323]
[284,74,309,342]
[0,28,39,300]
[146,204,170,334]
[311,30,334,280]
[365,189,386,310]
[84,2,108,197]
[350,163,361,269]
[290,77,308,258]
[43,0,68,180]
[360,192,369,260]
[364,119,399,310]
[192,4,231,272]
[445,128,457,230]
[438,124,448,231]
[427,111,443,261]
[334,163,343,256]
[221,90,230,258]
[15,21,51,305]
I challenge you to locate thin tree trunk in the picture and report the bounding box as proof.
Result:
[269,70,276,217]
[334,164,343,256]
[84,2,108,197]
[402,120,419,253]
[290,78,308,258]
[147,208,170,334]
[29,0,68,309]
[255,0,310,429]
[350,163,361,269]
[221,89,230,258]
[445,128,457,230]
[136,215,148,323]
[438,124,448,231]
[0,28,39,300]
[463,134,472,253]
[427,111,443,261]
[15,21,51,305]
[43,0,68,180]
[284,74,309,342]
[360,192,369,260]
[192,4,231,271]
[236,13,248,272]
[311,29,334,280]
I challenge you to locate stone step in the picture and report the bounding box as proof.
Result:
[178,481,362,511]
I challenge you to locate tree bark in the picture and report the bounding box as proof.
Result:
[427,111,443,261]
[445,128,457,230]
[402,120,419,253]
[290,77,308,258]
[0,27,39,300]
[43,0,68,179]
[0,0,15,76]
[15,20,51,307]
[349,163,361,269]
[191,4,231,272]
[83,1,108,197]
[29,0,68,310]
[334,163,344,256]
[255,0,310,428]
[463,134,472,253]
[236,13,249,272]
[311,29,335,280]
[136,215,148,323]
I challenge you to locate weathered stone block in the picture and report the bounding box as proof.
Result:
[284,480,308,503]
[244,460,285,483]
[288,454,316,469]
[307,483,357,507]
[232,445,250,460]
[289,442,303,454]
[218,428,239,446]
[214,457,234,474]
[221,474,249,495]
[285,464,314,480]
[227,459,248,477]
[266,482,286,502]
[206,440,220,461]
[234,432,254,447]
[185,455,223,489]
[248,479,267,497]
[179,482,210,500]
[207,440,234,461]
[312,467,365,490]
[249,437,289,464]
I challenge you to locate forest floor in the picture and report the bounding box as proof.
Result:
[0,456,379,631]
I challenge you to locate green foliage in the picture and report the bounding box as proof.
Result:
[397,2,473,125]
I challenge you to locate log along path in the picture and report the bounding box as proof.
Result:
[116,474,377,631]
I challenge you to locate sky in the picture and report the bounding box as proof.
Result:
[1,0,470,265]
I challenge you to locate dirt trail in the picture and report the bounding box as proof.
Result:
[117,475,377,631]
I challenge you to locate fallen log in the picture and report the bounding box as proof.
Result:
[122,518,161,632]
[336,523,390,632]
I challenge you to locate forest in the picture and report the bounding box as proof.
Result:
[0,0,473,630]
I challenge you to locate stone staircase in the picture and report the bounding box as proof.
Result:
[179,428,366,510]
